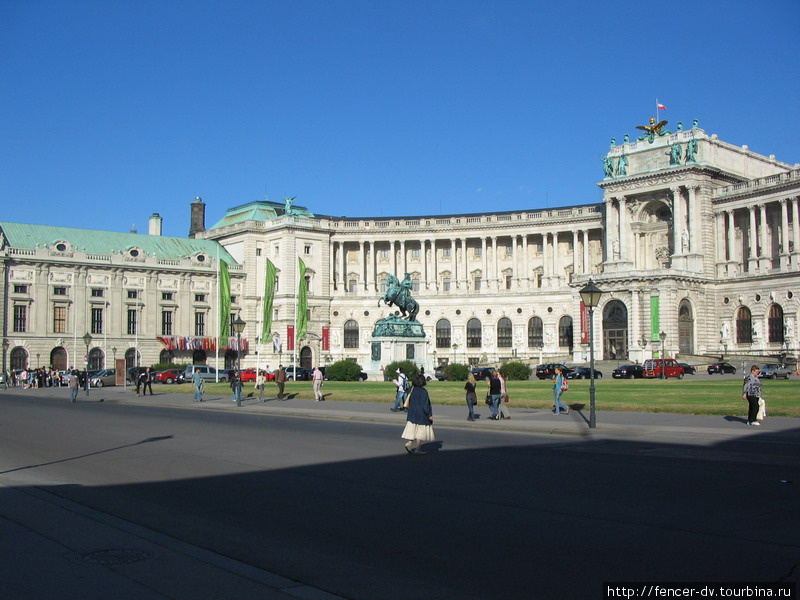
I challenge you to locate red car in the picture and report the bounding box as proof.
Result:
[156,369,184,384]
[240,368,274,383]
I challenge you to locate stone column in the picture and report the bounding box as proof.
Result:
[687,186,699,254]
[748,206,758,271]
[511,235,519,289]
[792,197,800,270]
[671,187,684,257]
[491,236,498,291]
[618,196,630,262]
[399,240,406,277]
[450,238,457,289]
[583,229,590,275]
[714,213,725,277]
[541,232,549,286]
[759,204,770,271]
[726,210,737,276]
[522,234,529,289]
[780,199,790,270]
[330,241,337,293]
[360,241,368,292]
[604,198,616,263]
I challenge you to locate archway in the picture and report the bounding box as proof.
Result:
[10,347,28,370]
[192,350,207,364]
[125,348,140,369]
[224,350,238,369]
[678,299,694,356]
[602,300,628,359]
[88,347,104,370]
[50,347,67,371]
[300,346,313,369]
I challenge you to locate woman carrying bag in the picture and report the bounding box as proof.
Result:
[402,374,435,455]
[464,372,478,421]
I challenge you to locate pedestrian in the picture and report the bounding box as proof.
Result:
[464,371,478,421]
[192,368,204,402]
[275,365,286,399]
[742,364,762,427]
[401,374,435,455]
[135,368,142,396]
[256,370,266,402]
[553,366,569,415]
[312,366,324,401]
[80,369,90,396]
[486,369,502,420]
[68,369,79,403]
[139,367,153,396]
[498,368,511,420]
[390,368,408,412]
[231,371,243,404]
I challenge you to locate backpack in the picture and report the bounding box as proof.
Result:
[403,375,411,393]
[560,377,569,391]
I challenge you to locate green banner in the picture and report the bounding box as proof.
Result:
[219,260,231,340]
[261,258,277,340]
[650,296,660,342]
[297,257,308,341]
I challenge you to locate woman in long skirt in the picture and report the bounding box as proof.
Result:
[402,374,435,455]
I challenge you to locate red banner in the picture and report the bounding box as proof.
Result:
[580,301,588,343]
[287,325,295,351]
[322,326,330,351]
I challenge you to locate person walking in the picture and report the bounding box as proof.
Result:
[487,369,502,420]
[553,366,569,415]
[139,367,153,396]
[401,374,435,455]
[275,366,286,399]
[231,371,243,404]
[464,371,478,421]
[256,370,266,402]
[192,368,204,402]
[390,368,409,412]
[312,366,324,401]
[68,369,79,403]
[742,364,762,426]
[498,368,511,420]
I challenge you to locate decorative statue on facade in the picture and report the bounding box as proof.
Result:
[669,144,683,166]
[602,155,614,178]
[616,154,628,176]
[636,117,670,143]
[379,273,419,321]
[283,196,298,216]
[685,138,699,163]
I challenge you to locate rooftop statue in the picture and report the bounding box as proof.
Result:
[378,273,419,321]
[636,117,670,143]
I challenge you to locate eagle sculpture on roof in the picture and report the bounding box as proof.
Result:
[636,117,668,135]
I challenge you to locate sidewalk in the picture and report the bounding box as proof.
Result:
[7,382,798,443]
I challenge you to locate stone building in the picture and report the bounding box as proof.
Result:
[2,121,798,376]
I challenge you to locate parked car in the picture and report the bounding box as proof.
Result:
[182,365,221,382]
[240,368,275,383]
[471,367,494,381]
[612,364,644,379]
[643,358,685,379]
[759,363,792,379]
[156,369,184,384]
[127,366,149,383]
[677,363,697,375]
[567,366,603,379]
[535,363,573,380]
[284,366,311,381]
[89,369,117,388]
[707,362,737,375]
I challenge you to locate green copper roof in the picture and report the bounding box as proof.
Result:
[0,222,237,264]
[209,199,315,230]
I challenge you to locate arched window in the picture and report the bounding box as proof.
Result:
[497,317,512,348]
[159,349,175,365]
[435,319,451,348]
[344,320,360,349]
[528,317,543,347]
[124,348,140,369]
[466,318,482,348]
[736,306,752,344]
[768,304,784,344]
[50,347,68,371]
[559,316,573,349]
[10,347,28,370]
[88,347,104,370]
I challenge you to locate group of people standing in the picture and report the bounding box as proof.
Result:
[464,369,512,421]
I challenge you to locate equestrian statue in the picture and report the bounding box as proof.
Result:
[378,273,419,322]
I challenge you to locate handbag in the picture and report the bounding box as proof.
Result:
[467,392,477,406]
[757,397,766,420]
[403,387,413,409]
[503,393,509,403]
[484,394,492,405]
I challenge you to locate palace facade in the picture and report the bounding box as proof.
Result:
[2,121,799,376]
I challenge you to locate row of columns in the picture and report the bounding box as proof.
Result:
[716,196,800,275]
[330,230,597,293]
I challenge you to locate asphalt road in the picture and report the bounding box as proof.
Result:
[1,392,798,599]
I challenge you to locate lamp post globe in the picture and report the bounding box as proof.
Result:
[232,316,246,407]
[579,279,603,429]
[659,331,667,379]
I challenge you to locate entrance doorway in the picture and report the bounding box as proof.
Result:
[300,346,312,369]
[678,299,694,356]
[603,300,628,359]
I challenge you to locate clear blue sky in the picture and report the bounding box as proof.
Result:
[2,1,798,238]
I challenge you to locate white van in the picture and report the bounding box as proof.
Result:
[183,365,219,382]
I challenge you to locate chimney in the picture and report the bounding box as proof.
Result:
[148,213,163,236]
[189,196,206,238]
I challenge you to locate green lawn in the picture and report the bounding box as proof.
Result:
[176,377,800,417]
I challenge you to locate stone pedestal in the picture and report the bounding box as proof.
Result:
[367,315,429,380]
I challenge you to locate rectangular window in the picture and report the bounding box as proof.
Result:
[411,278,420,292]
[379,249,388,260]
[256,247,262,256]
[91,288,104,297]
[195,312,205,336]
[411,248,420,259]
[230,295,237,305]
[380,279,387,294]
[474,276,482,291]
[348,279,357,293]
[274,245,280,255]
[161,292,174,301]
[442,277,451,292]
[91,307,104,334]
[53,287,67,296]
[162,310,173,336]
[13,285,28,294]
[442,247,451,258]
[474,246,482,257]
[127,309,138,335]
[304,245,311,255]
[53,306,67,333]
[13,305,27,332]
[127,290,139,299]
[195,294,206,302]
[505,275,513,289]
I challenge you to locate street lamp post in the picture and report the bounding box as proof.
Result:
[232,316,246,407]
[580,279,603,429]
[82,332,92,395]
[659,331,667,379]
[638,338,648,364]
[2,338,9,389]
